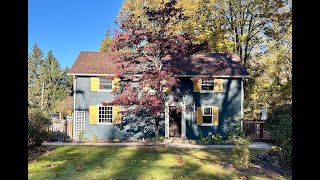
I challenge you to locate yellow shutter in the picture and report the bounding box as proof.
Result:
[214,79,223,93]
[197,107,203,125]
[113,106,122,124]
[91,77,99,91]
[112,78,121,91]
[193,79,201,92]
[213,106,219,125]
[89,105,98,124]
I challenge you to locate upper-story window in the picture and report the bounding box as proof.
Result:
[99,78,112,90]
[201,79,214,91]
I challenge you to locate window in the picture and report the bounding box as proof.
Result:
[202,107,213,124]
[201,79,214,91]
[99,78,112,90]
[98,106,113,123]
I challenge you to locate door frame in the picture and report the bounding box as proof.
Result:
[165,102,186,138]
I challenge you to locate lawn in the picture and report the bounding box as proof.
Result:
[28,146,290,180]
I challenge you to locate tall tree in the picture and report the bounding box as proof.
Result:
[117,0,201,37]
[99,25,113,52]
[107,0,206,145]
[40,50,69,114]
[28,43,44,106]
[245,25,292,119]
[193,0,292,65]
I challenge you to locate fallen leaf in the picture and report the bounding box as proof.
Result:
[99,163,105,167]
[75,167,83,172]
[44,163,54,167]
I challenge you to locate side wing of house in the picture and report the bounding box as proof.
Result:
[171,77,244,139]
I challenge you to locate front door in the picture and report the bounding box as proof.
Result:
[169,106,181,137]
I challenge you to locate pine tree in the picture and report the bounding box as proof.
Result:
[28,43,44,106]
[40,50,69,114]
[99,25,113,52]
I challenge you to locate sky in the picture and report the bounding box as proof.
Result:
[28,0,124,69]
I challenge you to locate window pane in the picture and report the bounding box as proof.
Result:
[201,80,214,91]
[99,78,112,90]
[98,106,113,123]
[203,116,212,123]
[203,107,212,115]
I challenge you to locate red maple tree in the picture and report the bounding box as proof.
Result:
[104,0,207,145]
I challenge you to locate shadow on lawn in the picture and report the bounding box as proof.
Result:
[30,146,288,179]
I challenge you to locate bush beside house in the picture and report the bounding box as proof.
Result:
[265,104,292,169]
[28,108,51,146]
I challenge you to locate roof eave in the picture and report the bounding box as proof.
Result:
[67,73,250,78]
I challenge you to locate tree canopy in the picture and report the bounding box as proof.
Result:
[114,0,292,120]
[28,43,72,115]
[106,0,207,145]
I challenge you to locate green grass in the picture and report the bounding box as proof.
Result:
[28,146,290,180]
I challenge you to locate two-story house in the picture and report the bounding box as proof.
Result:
[68,51,250,140]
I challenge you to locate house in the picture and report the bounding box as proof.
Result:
[67,51,250,140]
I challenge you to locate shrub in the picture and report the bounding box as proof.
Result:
[77,130,85,141]
[28,108,51,146]
[212,133,223,144]
[158,135,165,142]
[199,137,210,144]
[231,136,251,168]
[92,134,98,142]
[265,104,292,169]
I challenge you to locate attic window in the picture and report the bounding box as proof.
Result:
[201,79,214,91]
[99,78,112,90]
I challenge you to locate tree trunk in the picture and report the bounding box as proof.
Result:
[155,117,160,146]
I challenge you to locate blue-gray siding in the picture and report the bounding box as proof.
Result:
[74,76,242,140]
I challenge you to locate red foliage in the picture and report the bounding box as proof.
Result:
[103,1,207,142]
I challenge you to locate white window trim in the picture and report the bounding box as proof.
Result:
[200,79,215,93]
[97,105,113,124]
[98,77,113,91]
[201,106,214,126]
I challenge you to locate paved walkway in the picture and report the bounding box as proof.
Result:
[42,141,272,149]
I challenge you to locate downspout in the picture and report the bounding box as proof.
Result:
[73,75,77,140]
[241,77,244,131]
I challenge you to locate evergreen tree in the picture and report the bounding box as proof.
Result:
[39,50,69,114]
[99,25,113,52]
[28,43,44,106]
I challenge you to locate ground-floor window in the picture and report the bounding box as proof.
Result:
[99,106,113,123]
[202,106,213,124]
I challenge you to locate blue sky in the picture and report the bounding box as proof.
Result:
[28,0,124,69]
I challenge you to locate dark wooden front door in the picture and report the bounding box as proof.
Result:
[169,106,181,137]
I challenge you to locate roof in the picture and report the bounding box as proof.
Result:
[179,53,250,76]
[68,51,122,75]
[68,51,249,77]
